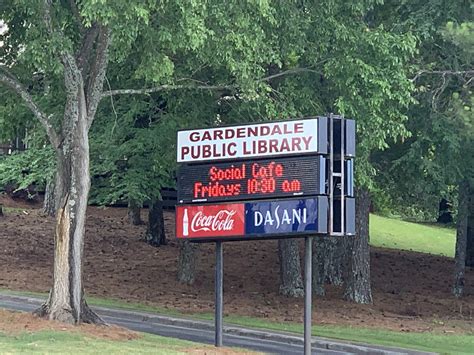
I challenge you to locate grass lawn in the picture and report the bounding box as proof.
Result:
[219,315,473,355]
[369,214,456,257]
[2,289,472,354]
[0,330,212,354]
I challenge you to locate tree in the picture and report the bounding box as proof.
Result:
[278,239,304,297]
[3,0,346,321]
[177,240,198,285]
[369,1,473,295]
[127,200,143,225]
[466,188,474,267]
[145,198,166,246]
[344,188,372,303]
[453,180,470,297]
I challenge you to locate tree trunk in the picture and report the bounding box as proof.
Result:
[312,236,346,296]
[465,186,474,267]
[35,89,102,324]
[42,177,56,217]
[453,180,470,297]
[127,200,143,225]
[177,240,198,285]
[145,199,166,246]
[344,187,373,304]
[278,239,304,297]
[312,236,326,296]
[0,204,3,216]
[324,237,344,286]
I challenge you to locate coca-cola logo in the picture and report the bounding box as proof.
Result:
[191,210,236,232]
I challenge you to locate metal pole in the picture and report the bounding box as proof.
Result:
[304,236,312,355]
[340,116,345,235]
[329,113,334,235]
[215,241,223,347]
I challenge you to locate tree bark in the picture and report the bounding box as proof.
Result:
[177,240,198,285]
[42,177,57,217]
[127,200,143,225]
[312,236,347,296]
[312,236,326,296]
[278,239,304,297]
[344,187,373,304]
[145,199,166,246]
[453,180,470,297]
[465,186,474,267]
[324,237,345,286]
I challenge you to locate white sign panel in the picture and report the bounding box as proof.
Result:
[177,119,318,163]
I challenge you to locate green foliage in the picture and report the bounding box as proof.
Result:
[89,95,177,205]
[1,0,421,207]
[443,21,474,55]
[370,1,473,219]
[0,146,55,192]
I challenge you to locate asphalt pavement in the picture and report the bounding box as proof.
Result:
[0,293,436,355]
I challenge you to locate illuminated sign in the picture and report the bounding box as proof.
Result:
[175,197,328,240]
[177,118,322,163]
[178,156,326,204]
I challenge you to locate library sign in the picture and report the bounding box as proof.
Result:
[175,115,355,352]
[176,118,329,241]
[177,119,319,163]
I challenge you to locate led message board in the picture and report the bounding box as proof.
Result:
[177,155,325,204]
[175,197,328,240]
[177,118,326,163]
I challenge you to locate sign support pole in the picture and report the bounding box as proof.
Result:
[304,236,312,355]
[215,241,223,347]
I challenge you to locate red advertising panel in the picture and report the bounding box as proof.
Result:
[176,203,245,239]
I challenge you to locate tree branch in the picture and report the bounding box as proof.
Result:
[0,69,60,148]
[101,67,321,98]
[68,0,85,35]
[86,25,111,128]
[258,67,323,82]
[76,24,99,74]
[411,69,474,82]
[43,0,54,35]
[43,0,81,83]
[101,84,235,98]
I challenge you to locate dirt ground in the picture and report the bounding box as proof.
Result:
[0,194,473,335]
[0,309,253,354]
[0,308,139,340]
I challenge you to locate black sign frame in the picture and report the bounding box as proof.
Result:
[177,155,326,204]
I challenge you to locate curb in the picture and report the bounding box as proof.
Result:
[88,302,436,354]
[0,293,436,355]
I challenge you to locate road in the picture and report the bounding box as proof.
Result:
[0,293,434,355]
